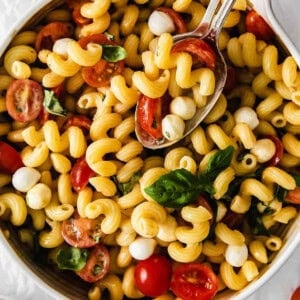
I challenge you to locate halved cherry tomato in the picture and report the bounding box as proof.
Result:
[223,65,238,94]
[62,115,92,132]
[62,212,104,248]
[0,142,23,174]
[70,156,96,192]
[78,33,116,48]
[156,7,187,34]
[6,79,44,122]
[172,38,216,69]
[221,209,244,229]
[134,254,172,297]
[264,135,284,166]
[77,244,110,283]
[170,262,218,300]
[35,21,73,52]
[291,286,300,300]
[285,187,300,205]
[245,10,275,41]
[66,0,91,26]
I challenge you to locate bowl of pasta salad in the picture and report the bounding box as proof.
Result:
[0,0,300,299]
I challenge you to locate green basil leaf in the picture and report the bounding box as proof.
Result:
[205,145,235,180]
[292,173,300,186]
[43,90,67,116]
[56,247,89,271]
[144,168,214,208]
[102,45,127,62]
[247,203,270,236]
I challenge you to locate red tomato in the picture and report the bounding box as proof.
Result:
[6,79,44,122]
[195,195,214,224]
[39,107,51,125]
[77,244,110,283]
[81,59,124,88]
[70,156,96,192]
[136,95,164,140]
[221,209,244,229]
[170,263,218,300]
[285,187,300,205]
[61,212,104,248]
[0,142,23,174]
[245,10,275,41]
[223,65,238,94]
[62,115,92,132]
[264,135,284,166]
[78,33,116,48]
[35,21,73,52]
[156,7,187,34]
[172,38,216,69]
[291,286,300,300]
[134,254,172,297]
[67,0,91,26]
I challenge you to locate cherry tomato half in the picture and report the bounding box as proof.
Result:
[0,142,23,174]
[61,212,104,248]
[6,79,44,122]
[264,135,284,166]
[70,156,96,192]
[134,254,172,297]
[156,7,187,34]
[245,10,275,42]
[170,262,218,300]
[67,0,91,26]
[172,38,216,69]
[76,244,110,283]
[285,187,300,205]
[35,21,73,52]
[62,115,92,132]
[291,286,300,300]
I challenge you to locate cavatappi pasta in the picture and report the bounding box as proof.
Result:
[0,0,299,299]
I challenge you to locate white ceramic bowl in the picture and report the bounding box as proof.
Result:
[0,1,300,299]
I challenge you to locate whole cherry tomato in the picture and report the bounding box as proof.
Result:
[0,142,23,174]
[62,212,105,248]
[134,254,172,297]
[6,79,44,122]
[76,244,110,283]
[245,10,275,41]
[70,156,96,192]
[172,38,216,69]
[170,262,218,300]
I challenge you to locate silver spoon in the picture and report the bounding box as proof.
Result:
[135,0,237,149]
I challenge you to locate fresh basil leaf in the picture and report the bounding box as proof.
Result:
[205,145,235,180]
[43,90,67,116]
[144,169,214,208]
[292,173,300,186]
[197,173,215,195]
[274,184,288,202]
[102,45,127,62]
[56,247,89,271]
[247,203,270,236]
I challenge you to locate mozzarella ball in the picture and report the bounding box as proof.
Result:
[250,138,276,163]
[170,96,197,120]
[225,243,248,267]
[129,237,157,260]
[148,10,175,36]
[162,114,185,141]
[53,38,73,57]
[12,167,41,193]
[233,106,259,129]
[26,183,52,210]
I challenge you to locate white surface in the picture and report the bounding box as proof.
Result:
[0,0,299,299]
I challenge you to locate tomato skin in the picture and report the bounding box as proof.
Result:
[171,38,216,69]
[6,79,44,122]
[67,0,91,26]
[245,10,275,41]
[170,263,218,300]
[0,142,23,174]
[285,187,300,205]
[223,65,238,94]
[291,286,300,300]
[156,7,187,34]
[221,209,244,229]
[61,212,104,248]
[264,135,284,166]
[35,21,73,52]
[77,244,110,283]
[78,33,116,48]
[70,156,96,192]
[134,254,172,297]
[62,115,92,132]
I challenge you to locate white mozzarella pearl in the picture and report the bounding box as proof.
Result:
[148,11,176,36]
[12,167,41,193]
[233,107,259,129]
[26,183,52,210]
[225,243,248,267]
[129,237,157,260]
[162,114,185,141]
[170,96,197,120]
[53,38,73,57]
[250,138,276,163]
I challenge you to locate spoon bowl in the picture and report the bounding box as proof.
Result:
[135,0,237,150]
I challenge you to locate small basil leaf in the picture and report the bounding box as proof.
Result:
[205,145,235,180]
[292,173,300,186]
[247,204,270,236]
[102,45,127,62]
[56,247,89,271]
[43,90,67,116]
